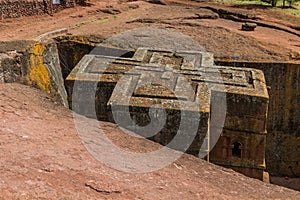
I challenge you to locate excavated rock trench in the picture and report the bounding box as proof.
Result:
[0,32,299,190]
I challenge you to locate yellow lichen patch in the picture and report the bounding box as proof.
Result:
[69,36,90,44]
[26,43,51,93]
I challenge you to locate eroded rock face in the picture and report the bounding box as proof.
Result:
[216,60,300,177]
[242,23,257,31]
[0,41,33,83]
[0,40,69,107]
[0,51,22,83]
[66,46,269,180]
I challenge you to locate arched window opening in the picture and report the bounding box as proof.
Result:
[232,142,242,158]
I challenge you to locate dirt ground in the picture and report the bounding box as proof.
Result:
[0,83,299,199]
[1,0,300,198]
[0,0,300,61]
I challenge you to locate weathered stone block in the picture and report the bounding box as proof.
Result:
[66,47,269,180]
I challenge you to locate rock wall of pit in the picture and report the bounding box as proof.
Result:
[216,61,300,177]
[0,40,68,106]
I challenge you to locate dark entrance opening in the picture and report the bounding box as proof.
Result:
[232,142,242,158]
